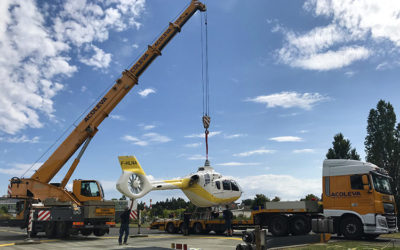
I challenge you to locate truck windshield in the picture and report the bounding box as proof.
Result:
[371,172,392,195]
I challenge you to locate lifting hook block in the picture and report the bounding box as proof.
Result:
[202,115,210,129]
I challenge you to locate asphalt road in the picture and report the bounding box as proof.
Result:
[1,226,399,249]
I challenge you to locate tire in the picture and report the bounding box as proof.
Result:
[45,222,56,238]
[290,215,311,235]
[193,223,203,234]
[179,223,185,234]
[215,229,225,235]
[269,215,289,237]
[166,223,176,234]
[364,234,380,240]
[81,228,92,236]
[93,228,106,237]
[341,217,363,240]
[56,221,69,238]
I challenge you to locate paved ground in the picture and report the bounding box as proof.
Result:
[0,227,241,249]
[1,226,399,249]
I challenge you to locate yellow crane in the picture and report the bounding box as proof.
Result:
[6,0,206,238]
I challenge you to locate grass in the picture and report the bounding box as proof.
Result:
[381,233,400,239]
[285,240,400,249]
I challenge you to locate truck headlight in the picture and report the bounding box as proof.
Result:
[378,217,387,227]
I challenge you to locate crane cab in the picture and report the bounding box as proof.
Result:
[73,179,104,202]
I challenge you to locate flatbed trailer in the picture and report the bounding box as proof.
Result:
[150,201,321,236]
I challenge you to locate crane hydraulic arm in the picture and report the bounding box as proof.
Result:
[30,0,206,185]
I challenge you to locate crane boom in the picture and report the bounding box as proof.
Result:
[31,0,206,183]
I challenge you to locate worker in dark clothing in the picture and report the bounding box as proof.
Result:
[223,205,233,236]
[119,206,130,245]
[183,210,191,236]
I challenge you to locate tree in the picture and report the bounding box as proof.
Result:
[271,196,281,202]
[241,199,253,207]
[365,100,400,218]
[365,100,396,170]
[326,133,360,160]
[251,194,270,208]
[300,194,319,201]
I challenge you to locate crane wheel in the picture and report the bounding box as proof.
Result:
[81,228,93,236]
[45,222,56,238]
[56,221,69,238]
[93,228,106,236]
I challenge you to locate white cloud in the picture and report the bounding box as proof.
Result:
[132,43,139,49]
[109,114,125,121]
[224,134,247,139]
[138,88,156,97]
[0,135,39,143]
[184,143,202,148]
[121,135,148,146]
[236,174,321,201]
[0,0,145,135]
[80,45,112,69]
[143,132,171,143]
[122,132,171,147]
[81,86,87,92]
[0,162,43,176]
[216,162,261,166]
[143,125,155,130]
[248,91,329,110]
[185,131,222,138]
[187,154,207,161]
[293,149,315,153]
[289,46,370,71]
[269,136,303,142]
[233,148,275,157]
[276,0,400,70]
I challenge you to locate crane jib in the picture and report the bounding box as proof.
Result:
[84,97,108,122]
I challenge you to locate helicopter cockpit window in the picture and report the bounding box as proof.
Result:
[222,180,231,190]
[215,181,220,189]
[231,181,239,191]
[205,173,210,185]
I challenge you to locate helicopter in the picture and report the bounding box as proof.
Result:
[116,156,242,207]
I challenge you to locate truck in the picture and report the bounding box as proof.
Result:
[150,159,398,240]
[4,0,206,238]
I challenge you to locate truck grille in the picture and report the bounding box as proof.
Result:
[384,214,397,229]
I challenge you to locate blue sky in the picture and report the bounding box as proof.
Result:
[1,0,400,204]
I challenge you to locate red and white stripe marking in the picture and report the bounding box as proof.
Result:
[38,210,51,221]
[130,210,137,220]
[27,209,34,232]
[7,185,12,197]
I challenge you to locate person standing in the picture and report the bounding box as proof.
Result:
[119,206,130,245]
[183,209,191,236]
[223,205,233,236]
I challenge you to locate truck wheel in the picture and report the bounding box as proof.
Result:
[93,228,106,236]
[194,223,203,234]
[341,217,363,240]
[290,215,311,235]
[45,222,56,238]
[81,228,92,236]
[269,216,289,237]
[166,223,176,234]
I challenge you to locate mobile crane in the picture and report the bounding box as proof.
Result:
[5,0,206,238]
